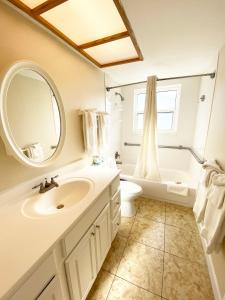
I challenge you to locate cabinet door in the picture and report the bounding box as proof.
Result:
[37,276,62,300]
[65,225,96,300]
[95,204,111,271]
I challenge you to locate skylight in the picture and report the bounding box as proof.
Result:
[9,0,143,67]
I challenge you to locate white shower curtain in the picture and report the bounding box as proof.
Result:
[134,76,161,181]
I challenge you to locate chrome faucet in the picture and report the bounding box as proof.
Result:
[32,175,59,193]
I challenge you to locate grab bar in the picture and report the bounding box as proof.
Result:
[124,142,205,164]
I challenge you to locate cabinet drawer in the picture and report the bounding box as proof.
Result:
[10,255,56,300]
[110,190,121,219]
[63,188,110,256]
[110,176,120,197]
[111,210,121,241]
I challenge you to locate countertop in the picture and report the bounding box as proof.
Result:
[0,165,120,299]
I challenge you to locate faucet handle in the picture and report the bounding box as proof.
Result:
[32,182,44,190]
[51,175,59,187]
[44,178,51,188]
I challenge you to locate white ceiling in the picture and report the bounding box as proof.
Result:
[104,0,225,86]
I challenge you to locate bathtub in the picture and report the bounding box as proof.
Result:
[119,164,197,207]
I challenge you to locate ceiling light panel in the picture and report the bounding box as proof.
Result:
[84,37,138,65]
[41,0,127,45]
[19,0,47,9]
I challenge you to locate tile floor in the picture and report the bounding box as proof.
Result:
[87,198,214,300]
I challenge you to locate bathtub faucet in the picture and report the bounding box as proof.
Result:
[115,151,120,160]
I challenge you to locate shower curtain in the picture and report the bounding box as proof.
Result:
[134,76,161,181]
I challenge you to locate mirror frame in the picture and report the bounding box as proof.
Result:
[0,61,66,168]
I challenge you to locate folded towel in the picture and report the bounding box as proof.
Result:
[23,143,44,160]
[202,160,224,187]
[200,189,225,253]
[193,160,224,222]
[166,181,188,196]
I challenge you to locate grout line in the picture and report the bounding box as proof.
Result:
[127,237,165,253]
[114,274,162,298]
[163,250,206,266]
[106,208,139,299]
[105,272,116,300]
[161,204,166,298]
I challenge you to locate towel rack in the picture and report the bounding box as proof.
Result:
[124,142,205,164]
[78,109,108,116]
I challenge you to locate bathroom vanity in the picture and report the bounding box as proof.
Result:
[0,165,120,300]
[0,61,121,299]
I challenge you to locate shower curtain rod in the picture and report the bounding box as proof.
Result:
[105,72,216,91]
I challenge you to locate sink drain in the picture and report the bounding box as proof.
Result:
[56,204,64,209]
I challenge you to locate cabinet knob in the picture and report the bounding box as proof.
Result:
[91,232,95,236]
[96,225,100,228]
[117,222,120,226]
[116,202,120,205]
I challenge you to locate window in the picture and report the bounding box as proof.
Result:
[133,85,180,132]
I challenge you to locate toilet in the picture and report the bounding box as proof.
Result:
[120,180,143,217]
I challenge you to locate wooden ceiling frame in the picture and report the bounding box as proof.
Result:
[31,0,68,16]
[6,0,143,68]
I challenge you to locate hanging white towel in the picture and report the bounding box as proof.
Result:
[23,143,44,161]
[200,188,225,253]
[202,160,224,187]
[166,181,188,196]
[193,160,224,222]
[97,112,108,154]
[207,174,225,208]
[134,75,161,181]
[82,111,98,155]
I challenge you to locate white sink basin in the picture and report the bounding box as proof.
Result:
[22,178,94,218]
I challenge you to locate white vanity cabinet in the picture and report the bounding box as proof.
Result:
[37,277,63,300]
[94,204,111,271]
[4,173,121,300]
[10,255,62,300]
[110,177,121,240]
[65,225,97,300]
[65,204,111,300]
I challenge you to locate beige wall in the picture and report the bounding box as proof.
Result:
[204,44,225,298]
[0,2,105,191]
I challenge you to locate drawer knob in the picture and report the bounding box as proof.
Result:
[116,202,120,205]
[96,225,100,228]
[91,232,95,236]
[117,222,120,226]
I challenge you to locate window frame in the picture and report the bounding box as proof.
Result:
[133,84,181,134]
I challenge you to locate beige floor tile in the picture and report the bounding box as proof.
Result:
[130,216,165,250]
[165,203,197,232]
[162,253,214,300]
[86,270,114,300]
[118,216,135,237]
[102,234,127,274]
[107,276,161,300]
[137,198,166,223]
[165,225,206,265]
[116,239,163,295]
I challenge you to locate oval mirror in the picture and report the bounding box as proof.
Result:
[0,61,65,167]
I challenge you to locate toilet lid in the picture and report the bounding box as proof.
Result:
[120,180,143,196]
